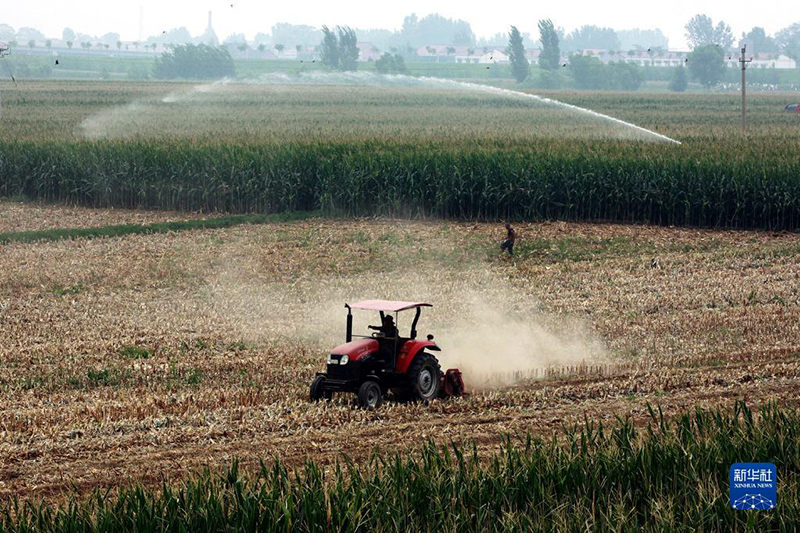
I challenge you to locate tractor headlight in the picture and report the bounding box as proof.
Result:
[327,354,334,365]
[340,355,349,365]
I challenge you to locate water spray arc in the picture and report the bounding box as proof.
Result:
[80,71,681,146]
[417,76,682,145]
[247,71,681,145]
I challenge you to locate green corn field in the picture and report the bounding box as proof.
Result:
[1,81,799,229]
[1,402,797,531]
[1,138,799,229]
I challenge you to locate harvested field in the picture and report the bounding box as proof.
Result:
[1,204,798,502]
[0,199,210,234]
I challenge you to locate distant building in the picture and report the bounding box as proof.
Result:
[196,11,219,46]
[416,45,472,62]
[524,49,541,63]
[725,53,796,70]
[357,42,381,62]
[415,45,514,64]
[570,49,686,68]
[477,49,508,64]
[569,49,797,70]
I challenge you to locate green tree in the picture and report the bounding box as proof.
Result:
[0,24,14,41]
[617,28,668,51]
[27,39,35,50]
[392,54,406,73]
[669,65,688,92]
[776,23,800,61]
[687,44,725,88]
[567,54,609,89]
[741,27,778,55]
[99,32,120,47]
[685,14,733,49]
[16,27,45,42]
[375,53,407,74]
[608,61,641,91]
[538,19,560,71]
[153,43,235,79]
[320,26,339,69]
[536,70,565,89]
[337,26,359,71]
[66,40,73,49]
[507,26,529,83]
[271,23,322,49]
[562,26,620,52]
[400,13,475,47]
[274,43,285,53]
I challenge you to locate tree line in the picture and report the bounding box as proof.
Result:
[504,13,798,91]
[5,12,798,89]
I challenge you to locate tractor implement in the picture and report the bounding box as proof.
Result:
[441,368,467,398]
[310,300,466,409]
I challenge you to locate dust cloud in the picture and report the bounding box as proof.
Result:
[204,261,608,390]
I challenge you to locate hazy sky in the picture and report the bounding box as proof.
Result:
[3,0,784,49]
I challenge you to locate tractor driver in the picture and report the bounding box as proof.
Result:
[369,315,398,366]
[369,315,398,339]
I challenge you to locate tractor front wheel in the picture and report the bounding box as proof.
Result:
[357,380,383,409]
[406,352,442,402]
[310,376,332,402]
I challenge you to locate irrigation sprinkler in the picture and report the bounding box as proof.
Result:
[740,44,752,135]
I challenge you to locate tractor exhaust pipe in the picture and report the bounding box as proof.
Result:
[345,304,352,342]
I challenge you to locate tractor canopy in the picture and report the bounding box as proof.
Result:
[348,300,432,312]
[344,300,433,345]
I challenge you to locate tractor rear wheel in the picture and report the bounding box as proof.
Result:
[406,352,441,402]
[310,376,332,402]
[357,380,383,409]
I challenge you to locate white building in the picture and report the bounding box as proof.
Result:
[477,50,509,64]
[570,49,798,70]
[725,54,796,70]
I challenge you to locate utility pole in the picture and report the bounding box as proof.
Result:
[740,44,752,134]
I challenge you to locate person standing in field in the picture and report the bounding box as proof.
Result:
[501,223,516,256]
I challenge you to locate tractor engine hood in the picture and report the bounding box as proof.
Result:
[330,339,378,361]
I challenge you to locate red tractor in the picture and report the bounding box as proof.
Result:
[309,300,465,408]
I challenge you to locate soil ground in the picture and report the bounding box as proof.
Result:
[1,201,798,502]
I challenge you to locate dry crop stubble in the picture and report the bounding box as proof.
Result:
[0,208,799,501]
[0,199,211,233]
